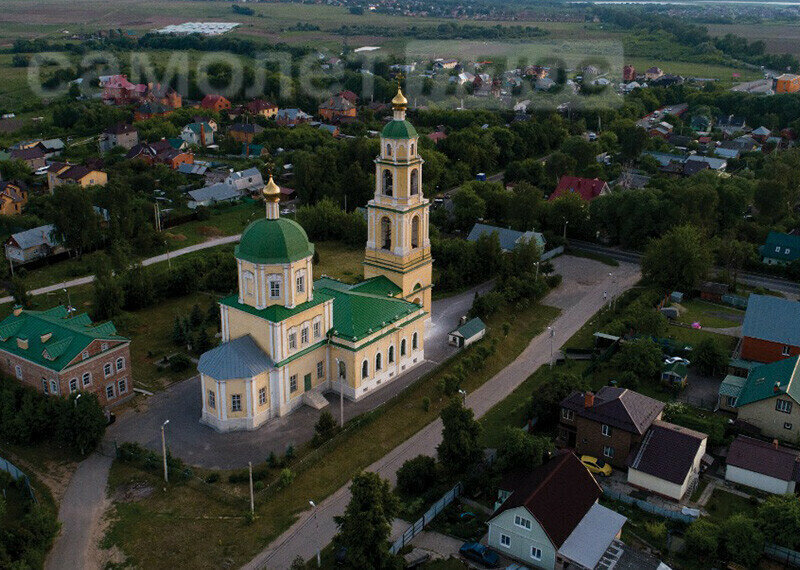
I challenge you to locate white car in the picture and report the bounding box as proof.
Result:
[664,356,690,366]
[34,166,49,176]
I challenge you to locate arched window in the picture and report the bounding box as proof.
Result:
[381,217,392,250]
[400,338,407,357]
[375,352,382,371]
[410,169,419,195]
[361,359,369,379]
[410,143,415,156]
[338,360,346,381]
[382,169,393,196]
[388,345,395,363]
[242,271,255,295]
[386,143,392,156]
[412,332,419,350]
[411,215,420,248]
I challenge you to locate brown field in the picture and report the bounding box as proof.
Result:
[707,22,800,59]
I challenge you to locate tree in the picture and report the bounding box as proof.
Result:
[641,225,712,291]
[9,276,30,308]
[757,495,800,549]
[693,337,728,376]
[92,257,123,320]
[610,339,662,383]
[333,472,399,570]
[66,392,107,455]
[49,184,103,256]
[685,519,719,559]
[396,455,437,496]
[171,317,187,346]
[313,410,338,445]
[496,427,552,472]
[528,373,588,431]
[452,185,486,231]
[189,304,204,328]
[120,264,154,310]
[715,238,754,289]
[720,514,764,567]
[437,397,482,474]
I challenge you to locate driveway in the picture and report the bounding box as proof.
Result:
[107,281,494,470]
[243,257,641,569]
[679,369,722,409]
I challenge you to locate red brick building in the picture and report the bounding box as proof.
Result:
[741,294,800,363]
[549,176,610,202]
[0,305,132,408]
[201,94,231,112]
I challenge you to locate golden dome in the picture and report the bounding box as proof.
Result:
[263,174,281,202]
[392,87,408,108]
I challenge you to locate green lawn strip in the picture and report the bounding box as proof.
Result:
[690,479,709,503]
[674,298,743,329]
[103,302,560,569]
[705,488,759,526]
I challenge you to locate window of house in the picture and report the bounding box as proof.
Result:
[313,321,321,338]
[104,363,113,377]
[514,515,532,530]
[41,379,48,394]
[401,339,407,356]
[500,534,511,548]
[290,375,298,392]
[362,360,369,379]
[82,372,91,387]
[603,445,615,458]
[118,378,127,394]
[289,332,297,350]
[412,332,418,350]
[259,387,267,405]
[531,547,542,561]
[270,280,281,298]
[376,353,382,371]
[783,345,791,356]
[296,272,305,294]
[381,217,392,249]
[388,345,395,364]
[602,424,611,437]
[69,378,78,393]
[14,365,22,380]
[116,357,125,371]
[82,351,89,360]
[317,361,324,379]
[231,394,242,412]
[777,399,793,414]
[208,390,215,409]
[301,327,309,345]
[727,396,738,407]
[106,384,115,400]
[101,343,108,351]
[562,408,575,421]
[50,380,58,394]
[786,248,791,255]
[776,246,782,253]
[785,422,793,430]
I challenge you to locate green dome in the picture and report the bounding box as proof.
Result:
[235,217,314,265]
[382,119,418,139]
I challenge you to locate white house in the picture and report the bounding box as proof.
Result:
[448,317,486,348]
[181,122,215,147]
[725,436,800,495]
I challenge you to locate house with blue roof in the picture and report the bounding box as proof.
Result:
[741,294,800,363]
[467,223,545,253]
[761,231,800,265]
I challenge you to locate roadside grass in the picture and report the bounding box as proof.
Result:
[705,488,759,525]
[103,300,560,569]
[565,247,619,267]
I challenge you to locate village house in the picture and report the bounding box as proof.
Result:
[187,183,242,209]
[246,99,278,118]
[448,317,486,349]
[760,231,800,265]
[740,294,800,363]
[276,108,312,127]
[0,181,27,216]
[9,147,46,171]
[318,95,357,122]
[134,101,171,122]
[549,176,610,202]
[226,167,264,194]
[101,74,147,105]
[229,123,265,144]
[200,94,231,112]
[775,73,800,94]
[644,67,663,81]
[725,436,800,495]
[181,122,215,147]
[622,64,636,82]
[50,165,108,190]
[126,142,194,170]
[99,124,139,153]
[146,83,182,109]
[558,387,665,469]
[0,305,132,408]
[4,224,65,265]
[487,451,627,569]
[467,223,546,253]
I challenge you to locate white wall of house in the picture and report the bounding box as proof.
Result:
[627,468,686,501]
[487,506,556,569]
[725,465,795,495]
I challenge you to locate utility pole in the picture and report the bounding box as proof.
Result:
[335,358,344,427]
[309,500,321,567]
[161,420,170,483]
[248,461,255,515]
[548,327,555,369]
[458,389,467,406]
[563,220,569,242]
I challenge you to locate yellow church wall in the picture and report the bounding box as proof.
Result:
[237,257,314,310]
[226,307,271,352]
[278,301,331,361]
[279,345,328,407]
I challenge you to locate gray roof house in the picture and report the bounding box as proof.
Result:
[5,224,66,264]
[187,183,242,209]
[226,167,264,193]
[467,223,545,253]
[726,436,800,495]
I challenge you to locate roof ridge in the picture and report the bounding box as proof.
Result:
[527,452,568,504]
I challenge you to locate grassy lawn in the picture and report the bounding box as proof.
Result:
[690,479,709,503]
[103,300,560,569]
[674,299,743,329]
[705,488,758,525]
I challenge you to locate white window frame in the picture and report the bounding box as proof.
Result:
[777,399,793,414]
[82,351,90,360]
[785,422,793,430]
[296,271,305,294]
[783,345,791,357]
[603,445,615,458]
[601,424,611,437]
[289,375,298,393]
[208,390,216,409]
[14,365,22,380]
[69,378,78,393]
[258,387,267,405]
[116,357,125,371]
[500,534,511,548]
[101,342,108,351]
[104,363,113,377]
[301,327,309,345]
[82,372,92,387]
[514,515,532,530]
[562,408,575,421]
[269,278,281,299]
[231,394,242,412]
[117,378,128,394]
[317,361,324,379]
[106,384,115,400]
[530,546,542,561]
[288,331,297,350]
[313,320,321,339]
[50,379,58,394]
[41,379,49,394]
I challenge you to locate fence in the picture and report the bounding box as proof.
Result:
[765,543,800,567]
[389,482,463,555]
[541,246,564,261]
[602,487,696,524]
[0,455,35,502]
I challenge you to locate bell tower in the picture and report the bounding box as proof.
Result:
[364,88,433,316]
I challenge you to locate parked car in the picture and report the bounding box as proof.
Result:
[459,542,499,567]
[581,455,612,476]
[664,356,690,366]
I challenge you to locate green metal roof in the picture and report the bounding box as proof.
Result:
[349,276,402,297]
[762,231,800,263]
[381,119,418,140]
[0,306,128,372]
[219,290,333,324]
[452,317,486,340]
[235,217,314,265]
[719,374,747,398]
[736,356,800,408]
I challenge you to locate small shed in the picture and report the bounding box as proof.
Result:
[448,318,486,348]
[662,362,688,386]
[698,281,729,303]
[725,436,800,495]
[717,374,746,411]
[670,291,684,303]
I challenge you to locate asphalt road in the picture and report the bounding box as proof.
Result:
[242,257,641,570]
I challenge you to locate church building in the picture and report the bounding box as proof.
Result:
[197,89,432,431]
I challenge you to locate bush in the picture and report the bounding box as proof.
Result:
[396,455,437,497]
[312,410,338,446]
[169,353,192,373]
[685,519,719,559]
[278,468,294,489]
[546,274,562,288]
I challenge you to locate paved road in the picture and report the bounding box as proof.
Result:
[107,281,494,470]
[0,235,242,305]
[45,452,113,570]
[243,258,641,570]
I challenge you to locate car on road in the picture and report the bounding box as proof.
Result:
[34,166,49,176]
[664,356,690,366]
[459,542,499,567]
[581,455,612,476]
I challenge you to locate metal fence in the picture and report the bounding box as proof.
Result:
[541,246,565,261]
[0,455,35,502]
[389,482,463,555]
[765,543,800,567]
[602,487,696,524]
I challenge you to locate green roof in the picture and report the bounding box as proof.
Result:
[0,306,128,372]
[736,356,800,408]
[315,277,422,341]
[762,231,800,263]
[452,317,486,340]
[219,290,334,324]
[349,276,402,297]
[719,374,747,398]
[381,119,417,140]
[235,217,314,265]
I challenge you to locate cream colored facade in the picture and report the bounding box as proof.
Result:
[198,108,431,431]
[737,395,800,442]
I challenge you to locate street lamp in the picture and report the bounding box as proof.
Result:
[309,500,321,567]
[458,389,467,406]
[63,288,73,313]
[74,393,81,408]
[548,327,555,368]
[563,219,569,242]
[161,420,170,483]
[335,358,344,428]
